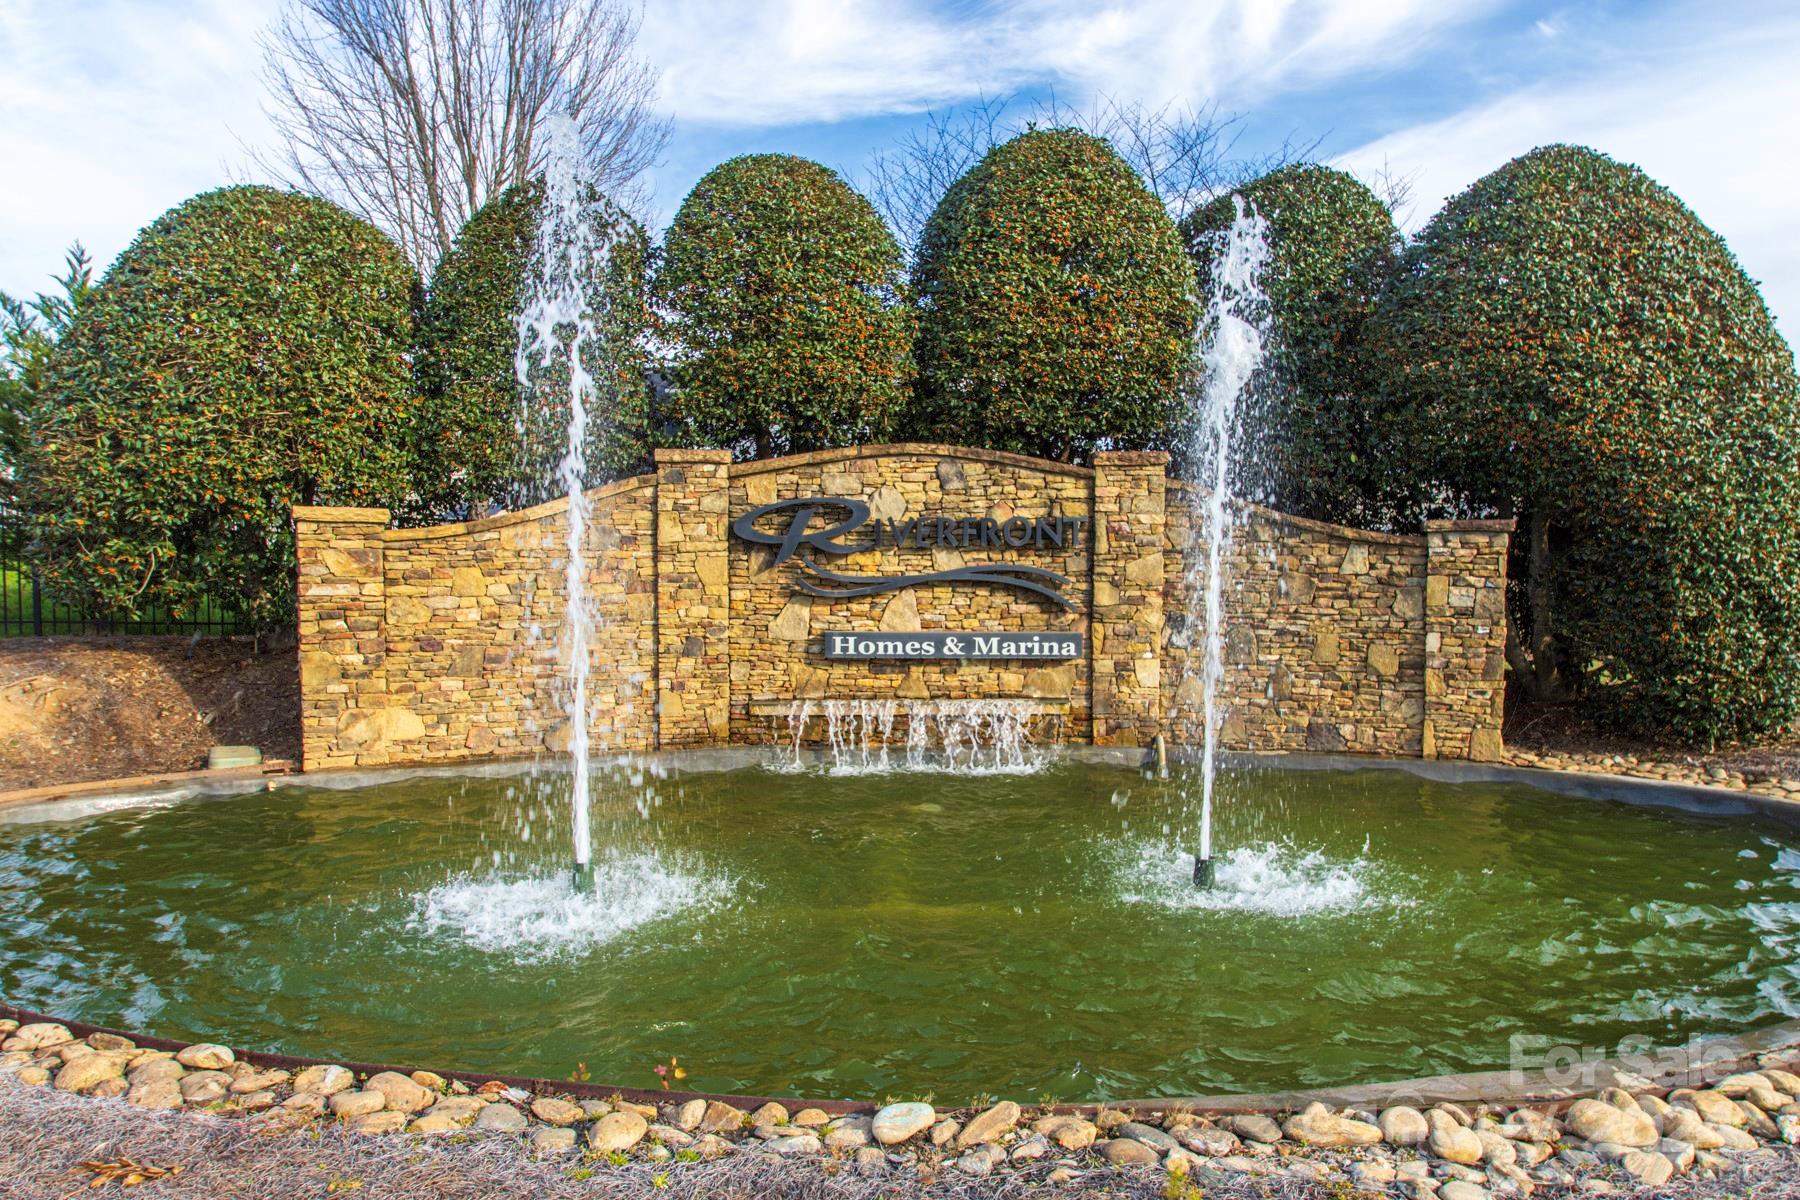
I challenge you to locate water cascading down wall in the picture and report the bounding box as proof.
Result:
[293,445,1511,769]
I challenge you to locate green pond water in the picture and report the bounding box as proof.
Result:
[3,758,1800,1102]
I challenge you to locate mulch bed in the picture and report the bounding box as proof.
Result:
[1506,700,1800,782]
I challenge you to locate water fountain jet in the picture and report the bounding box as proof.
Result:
[1177,196,1273,889]
[512,112,628,890]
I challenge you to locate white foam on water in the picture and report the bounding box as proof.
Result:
[409,852,730,960]
[1115,840,1390,917]
[765,757,1045,779]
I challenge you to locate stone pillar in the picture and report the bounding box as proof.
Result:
[1423,518,1514,761]
[655,448,732,747]
[294,506,390,770]
[1090,451,1168,746]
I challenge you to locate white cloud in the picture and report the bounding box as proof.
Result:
[641,0,1497,127]
[1024,0,1502,106]
[1334,21,1800,338]
[640,1,1017,126]
[0,0,278,297]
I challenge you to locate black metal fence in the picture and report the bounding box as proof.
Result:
[0,502,253,637]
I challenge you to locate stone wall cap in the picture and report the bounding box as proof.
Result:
[730,443,1097,479]
[377,474,654,543]
[293,506,390,525]
[654,447,734,465]
[1425,518,1517,533]
[1091,450,1170,467]
[1166,480,1422,547]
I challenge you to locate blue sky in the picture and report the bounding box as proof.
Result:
[4,0,1798,335]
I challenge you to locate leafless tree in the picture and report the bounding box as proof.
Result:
[1358,156,1418,223]
[865,91,1322,254]
[258,0,670,271]
[1038,92,1321,220]
[864,94,1013,254]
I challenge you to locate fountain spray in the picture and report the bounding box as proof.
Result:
[513,113,623,895]
[1181,196,1272,889]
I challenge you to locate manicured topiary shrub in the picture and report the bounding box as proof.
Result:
[416,181,655,515]
[1180,165,1398,523]
[654,154,913,458]
[1366,144,1800,744]
[23,186,421,631]
[907,129,1197,463]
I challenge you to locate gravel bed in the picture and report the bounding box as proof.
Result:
[8,1077,1800,1200]
[15,1017,1800,1199]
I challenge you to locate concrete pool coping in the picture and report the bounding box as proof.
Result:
[7,744,1798,828]
[0,759,295,812]
[6,745,1800,1112]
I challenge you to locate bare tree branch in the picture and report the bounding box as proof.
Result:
[865,93,1015,253]
[257,0,669,271]
[1357,156,1419,223]
[865,91,1322,256]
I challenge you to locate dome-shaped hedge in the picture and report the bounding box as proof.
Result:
[653,154,914,458]
[1367,144,1800,743]
[416,180,655,514]
[907,129,1197,462]
[23,186,420,630]
[1180,165,1397,523]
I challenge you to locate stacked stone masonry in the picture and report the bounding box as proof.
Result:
[1162,484,1430,757]
[1422,520,1512,762]
[657,450,733,747]
[1090,453,1166,747]
[293,445,1511,769]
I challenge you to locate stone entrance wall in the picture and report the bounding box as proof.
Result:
[1162,487,1509,760]
[294,444,1510,770]
[728,447,1096,745]
[295,476,658,770]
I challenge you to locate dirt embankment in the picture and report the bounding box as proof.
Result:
[0,637,299,792]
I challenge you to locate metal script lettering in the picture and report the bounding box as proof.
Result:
[732,497,1080,611]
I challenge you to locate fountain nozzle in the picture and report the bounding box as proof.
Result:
[1193,855,1214,889]
[571,862,596,894]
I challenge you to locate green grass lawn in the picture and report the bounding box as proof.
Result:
[0,563,248,636]
[0,563,82,635]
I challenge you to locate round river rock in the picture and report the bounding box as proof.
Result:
[872,1102,936,1145]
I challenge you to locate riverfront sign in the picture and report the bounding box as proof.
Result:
[732,497,1085,611]
[732,495,1084,660]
